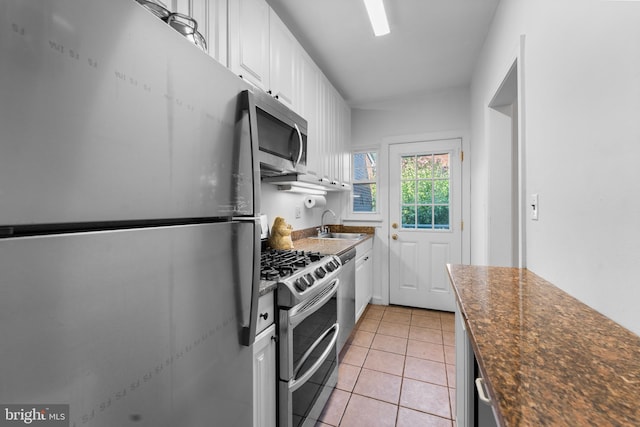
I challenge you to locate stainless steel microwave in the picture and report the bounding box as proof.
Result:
[241,89,308,176]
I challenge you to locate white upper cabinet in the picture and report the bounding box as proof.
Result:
[228,0,271,91]
[227,0,351,184]
[228,0,299,111]
[340,100,352,187]
[314,77,351,187]
[269,9,297,110]
[300,51,321,177]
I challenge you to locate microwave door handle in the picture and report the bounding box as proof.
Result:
[293,123,303,167]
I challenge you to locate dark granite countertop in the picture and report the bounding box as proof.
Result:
[290,234,372,256]
[289,225,374,256]
[447,264,640,427]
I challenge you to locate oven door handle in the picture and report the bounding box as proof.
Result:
[289,323,340,393]
[290,279,339,328]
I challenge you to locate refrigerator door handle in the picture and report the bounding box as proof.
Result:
[235,217,261,346]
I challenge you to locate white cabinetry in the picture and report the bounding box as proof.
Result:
[355,238,373,322]
[253,323,276,427]
[228,0,271,91]
[268,9,297,109]
[228,0,300,111]
[313,77,351,187]
[299,51,320,176]
[253,292,276,427]
[228,0,351,185]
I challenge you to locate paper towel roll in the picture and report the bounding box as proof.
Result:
[304,195,327,209]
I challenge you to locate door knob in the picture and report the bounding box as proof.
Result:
[392,234,398,240]
[392,222,398,229]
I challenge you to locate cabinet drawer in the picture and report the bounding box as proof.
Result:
[257,291,275,334]
[356,237,373,258]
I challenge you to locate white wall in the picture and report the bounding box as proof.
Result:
[259,182,342,231]
[470,0,640,334]
[351,86,470,148]
[350,86,471,305]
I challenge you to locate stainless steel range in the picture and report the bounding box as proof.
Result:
[260,249,342,427]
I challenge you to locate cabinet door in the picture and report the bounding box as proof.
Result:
[195,0,228,64]
[253,324,277,427]
[229,0,270,90]
[340,101,352,187]
[300,52,320,176]
[269,9,296,110]
[355,249,373,322]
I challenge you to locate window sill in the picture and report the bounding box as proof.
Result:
[342,215,383,225]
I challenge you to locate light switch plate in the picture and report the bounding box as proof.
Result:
[531,193,539,220]
[295,205,302,219]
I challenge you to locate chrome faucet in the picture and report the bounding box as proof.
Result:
[319,209,336,236]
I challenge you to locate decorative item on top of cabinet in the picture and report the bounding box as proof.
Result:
[170,0,228,63]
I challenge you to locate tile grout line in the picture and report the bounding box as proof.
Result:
[330,304,456,426]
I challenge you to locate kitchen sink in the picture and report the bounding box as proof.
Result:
[312,232,365,240]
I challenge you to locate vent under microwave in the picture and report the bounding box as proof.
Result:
[241,90,308,176]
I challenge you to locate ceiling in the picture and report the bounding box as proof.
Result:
[266,0,500,108]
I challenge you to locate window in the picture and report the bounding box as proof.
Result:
[352,151,378,213]
[400,153,450,229]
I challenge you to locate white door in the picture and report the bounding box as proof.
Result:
[389,139,462,311]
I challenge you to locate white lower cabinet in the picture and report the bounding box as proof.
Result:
[355,239,374,322]
[253,322,277,427]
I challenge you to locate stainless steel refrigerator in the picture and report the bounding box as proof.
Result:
[0,1,261,426]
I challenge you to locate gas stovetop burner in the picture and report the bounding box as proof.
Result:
[260,249,324,279]
[260,249,342,307]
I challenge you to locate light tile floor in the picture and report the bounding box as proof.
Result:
[317,304,456,427]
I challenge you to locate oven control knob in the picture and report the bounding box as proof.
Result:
[305,273,315,286]
[325,262,335,272]
[294,278,308,292]
[315,267,326,278]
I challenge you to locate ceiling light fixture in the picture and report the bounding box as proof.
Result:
[363,0,390,36]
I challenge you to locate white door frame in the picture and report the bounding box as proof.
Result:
[376,130,470,306]
[485,35,527,268]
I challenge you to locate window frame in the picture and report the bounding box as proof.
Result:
[351,149,379,214]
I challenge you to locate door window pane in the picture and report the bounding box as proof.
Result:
[433,179,449,204]
[400,153,451,230]
[417,206,433,229]
[401,157,416,180]
[434,206,449,229]
[402,206,416,228]
[433,154,450,178]
[402,181,416,204]
[416,155,432,179]
[417,181,432,204]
